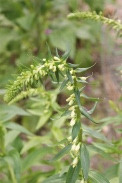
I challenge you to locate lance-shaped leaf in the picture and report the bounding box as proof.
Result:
[79,106,97,124]
[80,144,90,180]
[55,48,60,58]
[55,68,60,83]
[59,78,68,91]
[42,174,66,183]
[66,69,73,83]
[80,93,102,102]
[66,161,81,183]
[89,171,110,183]
[50,144,72,162]
[61,46,71,61]
[68,63,79,68]
[88,145,115,161]
[74,89,81,107]
[72,121,81,140]
[47,43,53,59]
[83,125,111,144]
[87,102,97,114]
[75,63,96,73]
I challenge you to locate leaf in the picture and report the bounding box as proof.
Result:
[80,144,90,180]
[75,91,97,123]
[42,174,66,183]
[4,122,32,136]
[89,171,110,183]
[61,45,71,60]
[72,121,81,140]
[83,125,111,144]
[59,78,68,91]
[88,145,114,161]
[4,149,21,182]
[22,147,52,171]
[66,69,73,83]
[110,177,119,183]
[74,89,81,107]
[104,164,119,180]
[55,68,60,82]
[52,126,64,141]
[47,43,53,59]
[66,161,81,183]
[79,106,97,124]
[5,130,20,147]
[88,102,98,114]
[21,136,51,154]
[50,144,72,162]
[75,63,96,73]
[68,63,79,68]
[56,48,60,58]
[16,13,35,31]
[81,93,101,102]
[0,105,29,122]
[36,110,52,130]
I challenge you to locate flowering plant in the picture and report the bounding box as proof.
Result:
[4,47,112,182]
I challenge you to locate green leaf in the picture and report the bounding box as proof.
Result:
[104,164,119,180]
[66,161,81,183]
[83,125,111,144]
[50,144,72,162]
[36,110,52,130]
[79,106,97,124]
[55,68,60,82]
[47,43,53,59]
[81,93,101,102]
[21,136,51,154]
[0,105,29,122]
[89,171,110,183]
[22,147,52,171]
[4,122,32,136]
[74,89,81,107]
[110,177,119,183]
[16,13,35,31]
[88,145,114,161]
[68,63,79,68]
[75,63,96,73]
[61,46,71,60]
[4,149,21,182]
[74,89,97,123]
[5,130,20,147]
[42,174,66,183]
[52,126,64,141]
[56,48,60,58]
[59,78,68,91]
[66,69,73,83]
[88,102,98,114]
[72,121,81,140]
[80,144,90,180]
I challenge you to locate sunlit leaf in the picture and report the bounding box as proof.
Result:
[22,147,52,171]
[50,144,72,162]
